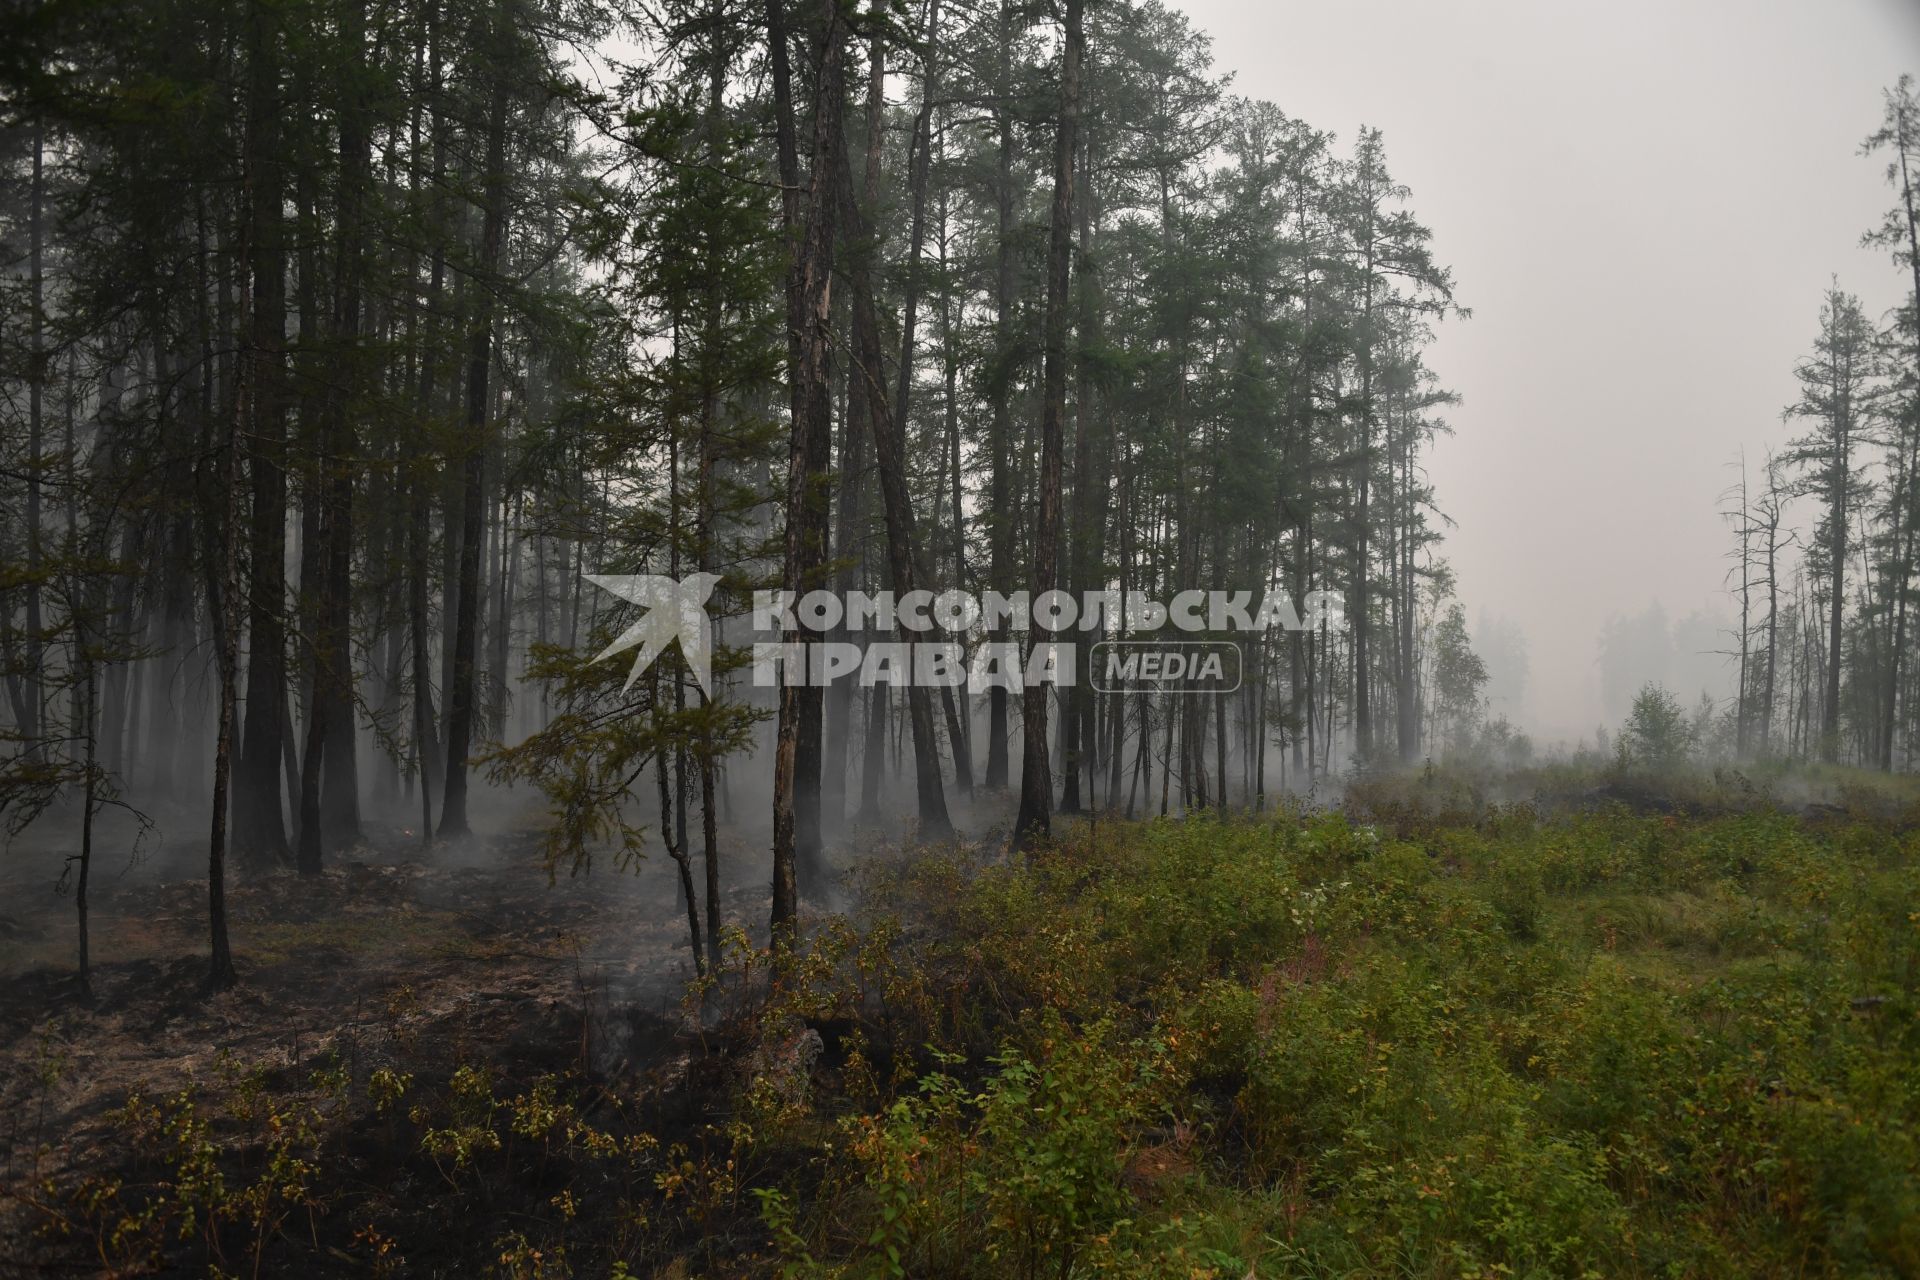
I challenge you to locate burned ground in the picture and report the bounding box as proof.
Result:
[0,803,777,1277]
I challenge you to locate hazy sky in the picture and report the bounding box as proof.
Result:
[1176,0,1920,742]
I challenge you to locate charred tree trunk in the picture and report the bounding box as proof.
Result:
[24,121,45,753]
[207,145,256,992]
[656,717,704,977]
[300,0,371,864]
[236,0,290,861]
[322,109,368,855]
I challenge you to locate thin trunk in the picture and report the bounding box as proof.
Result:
[322,0,369,848]
[440,17,513,837]
[839,144,954,842]
[1061,119,1098,814]
[1822,363,1849,762]
[1883,114,1920,768]
[859,681,887,818]
[208,151,253,992]
[24,121,45,750]
[236,0,289,860]
[657,734,704,977]
[1013,0,1083,849]
[983,1,1016,790]
[769,0,848,935]
[697,6,726,974]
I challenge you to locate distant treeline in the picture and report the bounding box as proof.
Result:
[1726,76,1920,769]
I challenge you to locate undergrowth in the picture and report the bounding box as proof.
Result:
[10,804,1919,1277]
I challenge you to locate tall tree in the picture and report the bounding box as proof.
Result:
[234,0,290,861]
[440,0,517,839]
[1784,285,1878,764]
[767,0,848,935]
[1012,0,1084,849]
[1865,75,1920,770]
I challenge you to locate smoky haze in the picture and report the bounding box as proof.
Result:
[1179,0,1920,744]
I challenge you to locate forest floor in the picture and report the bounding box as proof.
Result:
[0,809,719,1071]
[0,766,1916,1278]
[0,795,753,1276]
[0,783,1005,1277]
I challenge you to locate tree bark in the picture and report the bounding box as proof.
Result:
[24,120,45,753]
[838,146,954,842]
[440,12,513,838]
[768,0,847,935]
[1062,119,1099,813]
[236,0,290,861]
[1013,0,1083,850]
[983,1,1017,790]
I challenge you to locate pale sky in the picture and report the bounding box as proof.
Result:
[1176,0,1920,742]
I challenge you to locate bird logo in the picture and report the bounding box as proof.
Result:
[583,572,720,697]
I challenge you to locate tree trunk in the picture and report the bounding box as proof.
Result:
[440,19,513,838]
[697,1,727,974]
[1822,364,1848,762]
[302,0,371,861]
[1882,112,1920,769]
[1013,0,1083,850]
[236,0,290,861]
[1061,119,1099,814]
[207,147,254,992]
[983,1,1017,790]
[839,157,954,841]
[768,0,847,935]
[657,728,704,977]
[24,121,45,753]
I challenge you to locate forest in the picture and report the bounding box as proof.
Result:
[0,0,1917,1273]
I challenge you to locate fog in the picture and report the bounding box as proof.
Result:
[1180,0,1920,744]
[3,0,1916,970]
